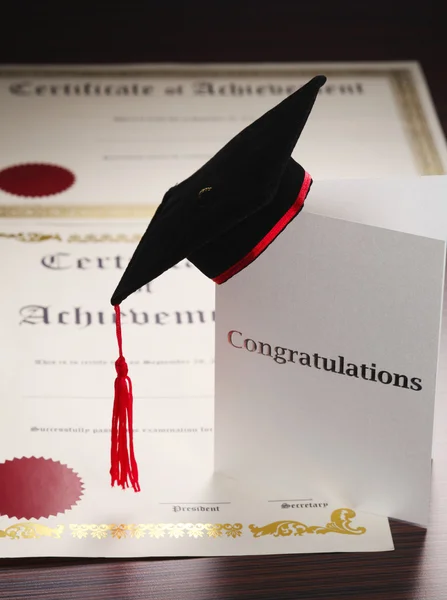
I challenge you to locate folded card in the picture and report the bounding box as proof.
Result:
[214,175,447,527]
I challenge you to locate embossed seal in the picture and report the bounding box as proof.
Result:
[0,457,84,519]
[0,163,75,197]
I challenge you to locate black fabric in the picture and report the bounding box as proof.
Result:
[111,75,326,305]
[188,159,307,279]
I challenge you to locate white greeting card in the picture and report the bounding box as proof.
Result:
[214,176,447,528]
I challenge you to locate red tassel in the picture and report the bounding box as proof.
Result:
[110,305,140,492]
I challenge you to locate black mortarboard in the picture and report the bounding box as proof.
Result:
[109,75,327,492]
[111,74,326,305]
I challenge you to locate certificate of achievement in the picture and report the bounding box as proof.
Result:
[0,62,446,219]
[0,221,393,557]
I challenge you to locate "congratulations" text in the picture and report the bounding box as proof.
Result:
[227,330,422,392]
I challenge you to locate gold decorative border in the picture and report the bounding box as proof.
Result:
[391,71,445,175]
[249,508,366,537]
[70,523,243,539]
[0,509,366,540]
[0,523,64,539]
[0,232,61,242]
[0,204,157,219]
[0,232,143,243]
[0,65,444,219]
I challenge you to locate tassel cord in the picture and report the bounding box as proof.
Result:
[110,305,140,492]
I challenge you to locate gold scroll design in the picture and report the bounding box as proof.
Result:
[0,232,143,243]
[249,508,366,538]
[0,511,364,540]
[70,523,243,540]
[0,522,64,540]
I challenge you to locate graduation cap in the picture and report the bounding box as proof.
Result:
[110,74,327,492]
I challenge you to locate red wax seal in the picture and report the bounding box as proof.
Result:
[0,457,84,519]
[0,163,75,197]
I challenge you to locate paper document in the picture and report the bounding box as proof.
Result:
[0,62,445,219]
[0,221,393,557]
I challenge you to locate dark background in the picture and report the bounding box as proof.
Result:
[1,2,447,598]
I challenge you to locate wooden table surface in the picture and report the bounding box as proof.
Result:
[1,2,446,598]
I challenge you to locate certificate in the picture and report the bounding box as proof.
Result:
[0,62,446,219]
[0,221,393,557]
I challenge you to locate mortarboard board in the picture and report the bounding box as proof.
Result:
[110,74,327,492]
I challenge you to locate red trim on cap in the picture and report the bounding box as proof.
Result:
[213,171,312,285]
